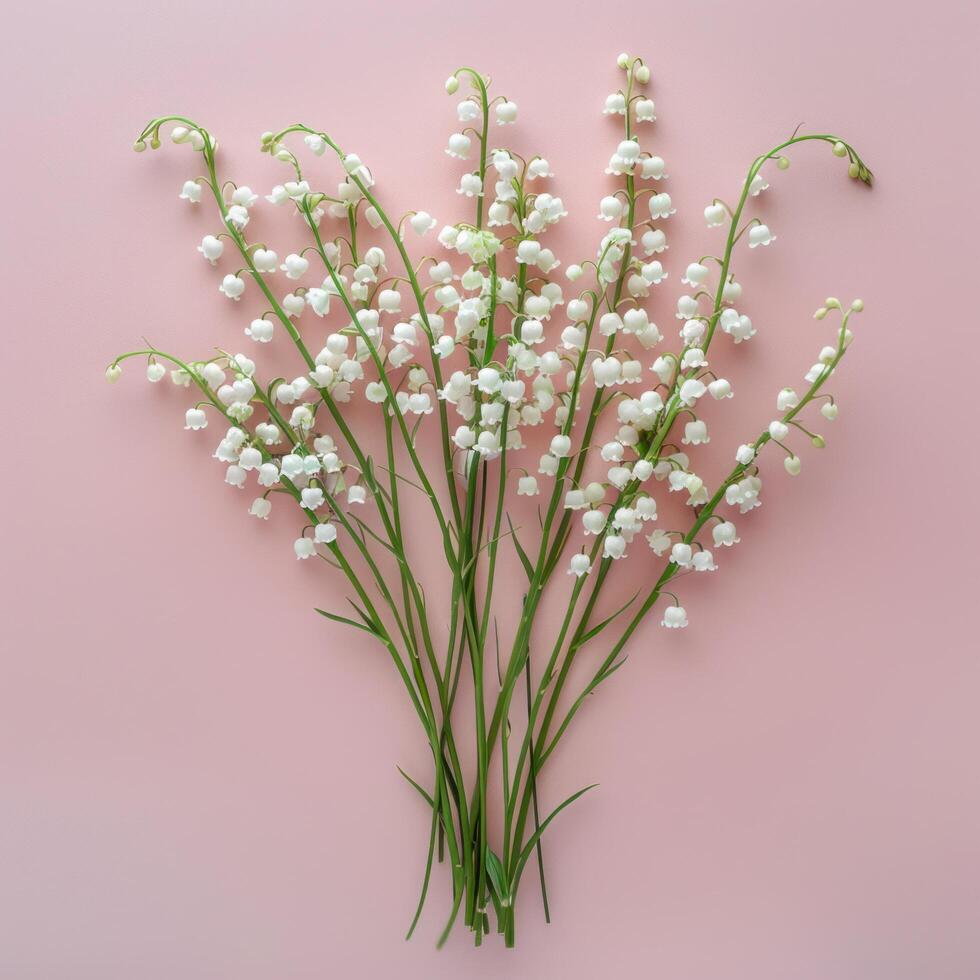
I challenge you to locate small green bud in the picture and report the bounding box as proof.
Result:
[445,75,459,95]
[848,161,860,179]
[824,297,841,309]
[150,136,161,149]
[132,140,147,153]
[850,298,864,312]
[811,435,826,449]
[635,64,650,84]
[617,52,630,69]
[105,364,122,383]
[832,141,847,157]
[813,307,828,320]
[777,155,790,170]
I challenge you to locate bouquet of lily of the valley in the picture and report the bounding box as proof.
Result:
[108,51,871,948]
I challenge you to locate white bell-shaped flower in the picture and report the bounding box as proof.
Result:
[693,550,716,572]
[230,186,257,207]
[568,553,592,577]
[635,496,658,521]
[496,100,518,124]
[301,487,325,510]
[457,173,484,197]
[598,195,625,221]
[378,288,401,314]
[641,228,668,254]
[197,235,224,265]
[777,388,800,411]
[603,534,627,560]
[225,464,247,489]
[682,263,708,287]
[225,205,250,230]
[603,93,627,115]
[245,318,274,343]
[409,211,436,235]
[314,522,337,544]
[539,454,559,476]
[550,434,572,458]
[238,447,262,471]
[249,497,272,520]
[517,476,539,496]
[681,348,706,370]
[713,521,739,547]
[722,279,743,303]
[257,463,280,487]
[640,156,666,180]
[679,379,706,406]
[252,248,278,273]
[704,203,726,227]
[184,408,208,430]
[303,133,327,156]
[635,98,656,122]
[527,158,553,179]
[676,295,699,320]
[294,537,315,560]
[670,542,693,566]
[748,224,776,248]
[219,275,245,301]
[682,420,709,445]
[661,605,688,629]
[446,133,472,159]
[592,357,622,388]
[281,253,309,279]
[179,180,201,203]
[648,193,675,219]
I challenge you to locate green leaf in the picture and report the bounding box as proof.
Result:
[506,515,534,583]
[513,784,598,884]
[396,765,435,809]
[485,849,512,908]
[350,515,407,565]
[575,591,640,649]
[315,605,379,637]
[346,597,379,632]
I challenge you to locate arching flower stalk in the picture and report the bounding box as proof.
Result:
[110,51,872,948]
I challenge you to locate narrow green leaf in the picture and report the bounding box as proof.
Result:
[315,605,379,637]
[525,655,551,923]
[514,784,598,883]
[350,514,407,565]
[575,591,640,649]
[396,765,435,809]
[506,515,534,582]
[485,849,511,908]
[345,597,380,633]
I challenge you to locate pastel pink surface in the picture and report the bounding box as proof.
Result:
[2,1,979,977]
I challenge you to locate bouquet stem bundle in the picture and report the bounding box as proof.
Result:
[109,52,871,947]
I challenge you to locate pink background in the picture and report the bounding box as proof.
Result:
[3,1,979,976]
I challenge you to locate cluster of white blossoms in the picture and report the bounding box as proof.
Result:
[114,53,870,635]
[112,52,871,948]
